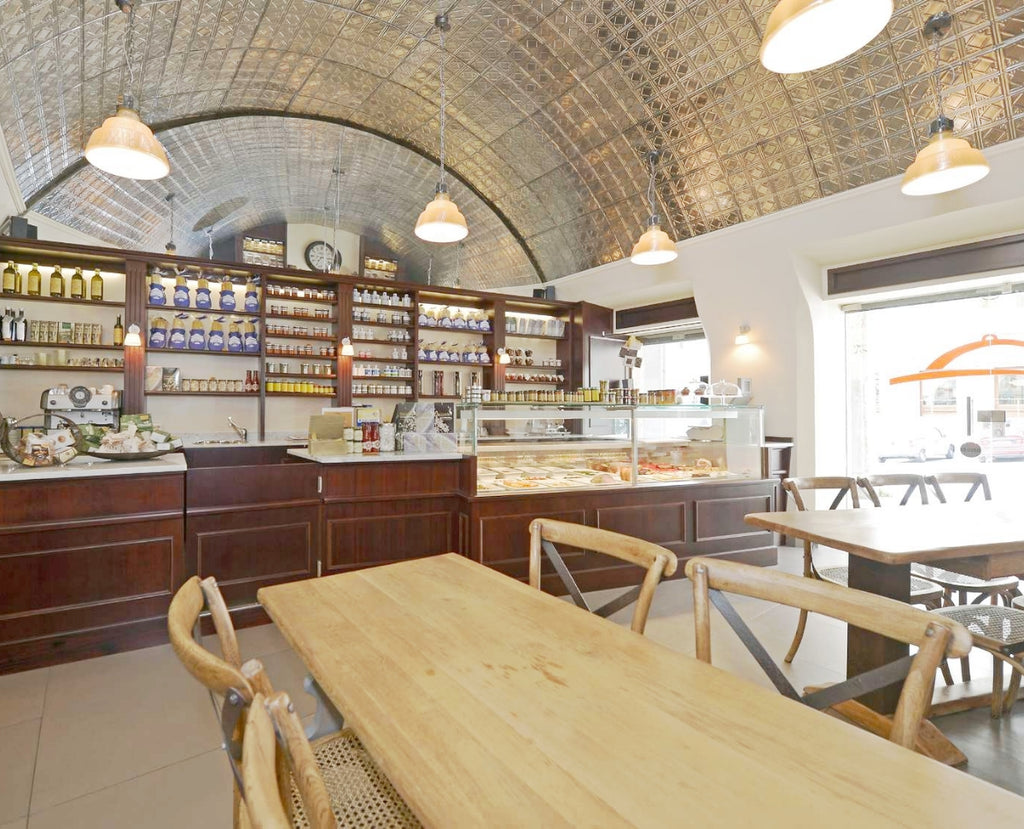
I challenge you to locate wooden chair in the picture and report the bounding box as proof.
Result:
[685,556,973,755]
[168,577,420,828]
[856,473,930,507]
[780,477,942,663]
[933,605,1024,718]
[528,519,678,635]
[913,473,1019,610]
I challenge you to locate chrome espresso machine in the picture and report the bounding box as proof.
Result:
[41,384,121,431]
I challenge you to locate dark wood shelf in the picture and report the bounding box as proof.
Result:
[352,337,413,346]
[266,392,336,398]
[147,349,259,358]
[265,351,336,360]
[505,380,565,385]
[146,391,258,397]
[147,303,260,318]
[264,332,336,342]
[266,372,337,380]
[2,341,124,351]
[352,319,414,330]
[505,364,563,371]
[352,393,414,399]
[264,291,336,306]
[353,301,412,311]
[352,356,414,365]
[505,332,566,341]
[419,326,494,336]
[419,394,464,400]
[0,363,123,372]
[420,361,494,368]
[0,293,123,308]
[264,312,337,323]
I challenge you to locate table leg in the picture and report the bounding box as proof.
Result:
[847,557,910,714]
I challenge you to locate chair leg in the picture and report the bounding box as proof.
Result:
[939,659,954,687]
[1003,661,1022,716]
[303,674,344,739]
[785,609,808,664]
[960,653,972,682]
[991,656,1004,719]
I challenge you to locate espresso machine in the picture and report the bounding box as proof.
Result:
[41,385,121,430]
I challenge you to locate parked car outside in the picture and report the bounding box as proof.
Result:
[979,431,1024,461]
[877,426,956,462]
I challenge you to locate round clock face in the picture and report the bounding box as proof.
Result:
[304,241,341,271]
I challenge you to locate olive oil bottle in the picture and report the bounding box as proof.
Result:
[90,268,104,301]
[2,261,16,294]
[113,314,124,346]
[70,266,85,299]
[49,264,65,298]
[27,263,41,295]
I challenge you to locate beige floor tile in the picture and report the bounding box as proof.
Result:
[27,749,231,829]
[0,669,48,729]
[202,621,290,662]
[31,682,220,811]
[43,643,207,720]
[1,819,28,829]
[0,719,40,824]
[258,647,317,719]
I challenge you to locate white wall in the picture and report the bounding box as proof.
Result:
[285,223,361,276]
[530,136,1024,477]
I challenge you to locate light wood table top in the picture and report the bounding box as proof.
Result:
[745,502,1024,565]
[258,554,1023,827]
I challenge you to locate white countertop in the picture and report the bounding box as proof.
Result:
[0,452,187,482]
[178,431,309,448]
[287,449,464,464]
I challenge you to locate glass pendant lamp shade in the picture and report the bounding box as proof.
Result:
[631,220,678,266]
[414,187,468,243]
[760,0,893,74]
[85,103,170,180]
[901,119,990,196]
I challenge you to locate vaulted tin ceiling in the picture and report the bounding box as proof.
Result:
[2,0,1022,287]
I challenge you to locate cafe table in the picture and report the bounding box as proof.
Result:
[257,553,1022,827]
[744,502,1024,715]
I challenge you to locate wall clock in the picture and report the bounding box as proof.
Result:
[304,241,342,271]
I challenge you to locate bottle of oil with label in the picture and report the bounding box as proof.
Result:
[113,314,124,346]
[27,263,41,296]
[1,261,15,294]
[70,266,85,299]
[49,264,65,298]
[90,268,104,301]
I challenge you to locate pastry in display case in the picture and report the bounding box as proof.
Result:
[457,403,765,495]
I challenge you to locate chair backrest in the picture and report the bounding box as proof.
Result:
[924,472,991,504]
[782,476,860,511]
[857,474,928,507]
[684,556,972,750]
[168,575,253,699]
[240,693,292,829]
[236,692,339,829]
[528,519,678,635]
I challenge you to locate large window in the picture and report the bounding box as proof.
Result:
[633,337,710,392]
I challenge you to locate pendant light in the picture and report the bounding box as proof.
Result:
[901,11,990,197]
[630,151,677,266]
[760,0,893,74]
[414,13,468,244]
[84,0,169,180]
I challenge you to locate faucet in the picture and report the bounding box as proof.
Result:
[227,417,248,443]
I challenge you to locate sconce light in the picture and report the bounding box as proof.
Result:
[123,324,142,347]
[340,337,354,357]
[497,348,511,365]
[735,325,751,346]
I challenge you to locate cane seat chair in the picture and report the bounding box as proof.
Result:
[528,519,678,635]
[911,474,1020,608]
[168,577,420,829]
[780,477,943,663]
[933,605,1024,718]
[685,557,972,753]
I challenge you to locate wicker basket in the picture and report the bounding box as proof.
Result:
[1,413,83,467]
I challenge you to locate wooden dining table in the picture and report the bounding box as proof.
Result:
[745,502,1024,713]
[257,553,1023,827]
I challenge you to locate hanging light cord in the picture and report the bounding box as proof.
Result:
[647,152,657,219]
[122,3,138,105]
[437,14,448,190]
[930,25,945,121]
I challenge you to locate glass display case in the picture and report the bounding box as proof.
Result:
[457,403,765,495]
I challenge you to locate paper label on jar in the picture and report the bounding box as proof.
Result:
[219,291,236,310]
[244,292,259,312]
[195,288,212,308]
[149,328,167,347]
[188,330,206,349]
[227,332,243,352]
[173,286,190,306]
[243,333,259,352]
[149,283,166,304]
[208,331,224,350]
[169,328,187,349]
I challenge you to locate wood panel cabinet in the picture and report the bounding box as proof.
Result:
[0,473,185,673]
[465,479,777,594]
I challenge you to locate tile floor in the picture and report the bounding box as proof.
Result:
[1,547,1021,827]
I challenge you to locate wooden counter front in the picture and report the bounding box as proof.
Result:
[0,472,185,672]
